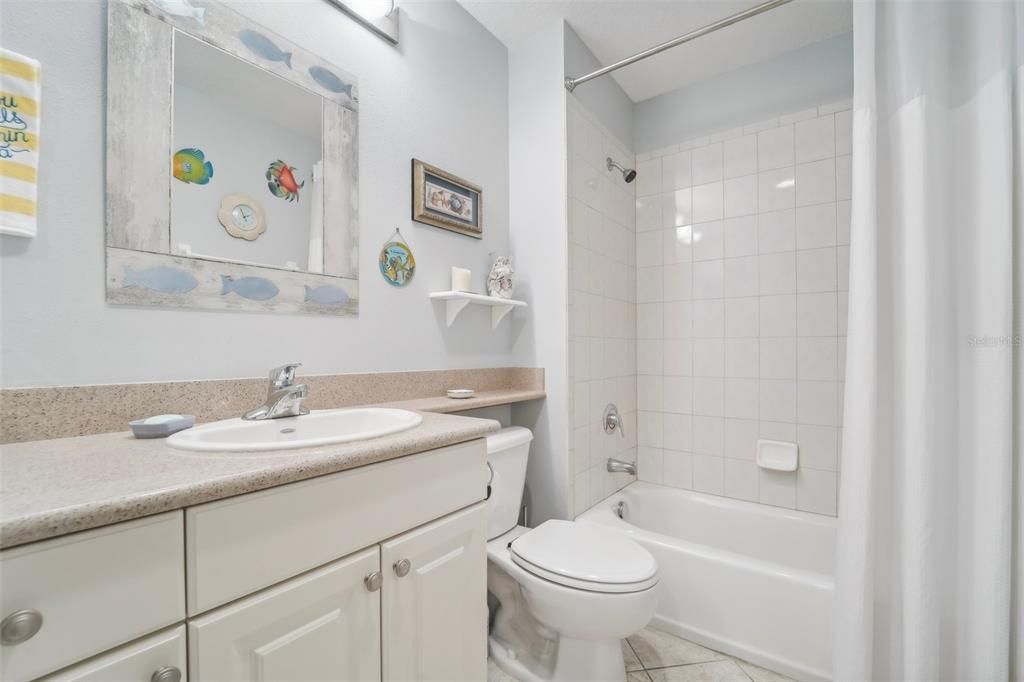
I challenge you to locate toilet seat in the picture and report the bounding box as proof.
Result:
[510,520,658,594]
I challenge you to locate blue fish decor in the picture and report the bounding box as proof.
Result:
[304,284,350,306]
[308,66,353,98]
[122,265,198,294]
[220,275,279,301]
[238,30,292,68]
[147,0,205,25]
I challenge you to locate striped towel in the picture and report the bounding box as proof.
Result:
[0,48,41,238]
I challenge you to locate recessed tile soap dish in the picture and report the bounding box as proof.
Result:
[756,439,799,471]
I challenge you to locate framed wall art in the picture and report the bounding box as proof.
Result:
[411,159,482,239]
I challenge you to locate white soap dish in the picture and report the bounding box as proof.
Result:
[756,439,799,471]
[447,389,475,399]
[130,414,195,439]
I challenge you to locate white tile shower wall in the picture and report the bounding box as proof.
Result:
[634,101,851,516]
[567,97,638,517]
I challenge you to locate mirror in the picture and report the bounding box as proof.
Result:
[105,0,359,316]
[172,33,321,271]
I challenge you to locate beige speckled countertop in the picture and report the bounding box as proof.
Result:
[385,388,546,414]
[0,410,503,549]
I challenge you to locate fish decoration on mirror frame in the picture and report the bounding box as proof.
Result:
[238,29,293,68]
[147,0,205,25]
[266,160,304,202]
[122,265,198,294]
[172,148,214,185]
[308,66,353,98]
[220,275,280,301]
[304,284,350,306]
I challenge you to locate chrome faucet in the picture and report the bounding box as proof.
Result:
[243,363,310,421]
[607,458,637,476]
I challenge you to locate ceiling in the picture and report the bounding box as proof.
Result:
[457,0,852,102]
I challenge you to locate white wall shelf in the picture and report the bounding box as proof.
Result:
[429,291,527,329]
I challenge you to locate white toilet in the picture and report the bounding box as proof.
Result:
[486,427,659,682]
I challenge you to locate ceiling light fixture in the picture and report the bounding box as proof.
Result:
[328,0,399,44]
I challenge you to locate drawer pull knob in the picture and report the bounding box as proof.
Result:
[393,558,411,577]
[1,609,43,645]
[364,570,383,592]
[151,666,182,682]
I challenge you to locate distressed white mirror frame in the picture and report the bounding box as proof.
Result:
[105,0,359,316]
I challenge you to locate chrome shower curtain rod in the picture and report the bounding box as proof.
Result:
[564,0,795,92]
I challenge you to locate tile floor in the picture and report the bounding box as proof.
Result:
[487,626,796,682]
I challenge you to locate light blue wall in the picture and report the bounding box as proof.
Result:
[633,33,853,153]
[564,24,633,150]
[0,0,513,386]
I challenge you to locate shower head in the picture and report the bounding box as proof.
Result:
[607,157,637,183]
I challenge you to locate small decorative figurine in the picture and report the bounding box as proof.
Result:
[379,228,416,287]
[172,148,214,185]
[487,255,514,299]
[266,160,304,202]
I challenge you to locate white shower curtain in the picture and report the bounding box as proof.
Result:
[833,1,1023,681]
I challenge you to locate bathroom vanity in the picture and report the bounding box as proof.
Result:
[0,412,497,681]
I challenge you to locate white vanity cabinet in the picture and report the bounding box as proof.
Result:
[189,502,488,682]
[40,626,186,682]
[0,438,489,682]
[188,548,382,681]
[0,512,185,681]
[382,504,487,682]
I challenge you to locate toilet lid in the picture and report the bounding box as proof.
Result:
[510,520,658,593]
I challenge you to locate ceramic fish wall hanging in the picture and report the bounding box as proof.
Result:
[122,265,198,294]
[172,148,213,185]
[220,275,279,301]
[304,284,349,306]
[266,160,303,202]
[238,30,292,69]
[308,66,353,98]
[147,0,205,25]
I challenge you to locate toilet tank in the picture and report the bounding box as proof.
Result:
[486,426,533,541]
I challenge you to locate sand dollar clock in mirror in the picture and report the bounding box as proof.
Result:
[105,0,359,315]
[218,194,266,241]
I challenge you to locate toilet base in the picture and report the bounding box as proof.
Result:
[489,634,626,682]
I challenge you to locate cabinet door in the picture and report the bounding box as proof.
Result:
[41,625,186,682]
[189,547,380,682]
[382,502,487,682]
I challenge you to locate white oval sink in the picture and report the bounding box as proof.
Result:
[166,408,423,452]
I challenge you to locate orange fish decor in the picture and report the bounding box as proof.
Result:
[265,160,304,202]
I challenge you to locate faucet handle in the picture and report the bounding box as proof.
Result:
[269,363,302,388]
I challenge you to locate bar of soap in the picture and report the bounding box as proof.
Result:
[143,414,186,425]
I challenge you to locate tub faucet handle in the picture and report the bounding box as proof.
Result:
[604,403,625,438]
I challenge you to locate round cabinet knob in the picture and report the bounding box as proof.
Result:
[151,666,182,682]
[1,609,43,645]
[150,663,181,679]
[393,558,411,577]
[364,570,383,592]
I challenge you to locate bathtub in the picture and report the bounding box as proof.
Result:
[577,482,835,681]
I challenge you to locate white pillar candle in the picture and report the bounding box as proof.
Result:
[451,267,472,291]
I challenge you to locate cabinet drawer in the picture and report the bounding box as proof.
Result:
[189,547,380,681]
[41,625,186,682]
[0,511,185,681]
[186,439,487,614]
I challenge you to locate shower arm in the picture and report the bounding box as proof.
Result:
[564,0,794,93]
